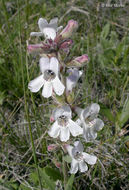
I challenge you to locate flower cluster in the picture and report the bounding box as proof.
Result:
[28,17,104,174]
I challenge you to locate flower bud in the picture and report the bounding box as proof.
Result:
[75,54,89,63]
[53,159,61,169]
[27,43,50,54]
[47,144,57,151]
[50,116,55,122]
[66,54,89,67]
[56,20,78,41]
[27,44,43,53]
[55,161,61,169]
[59,39,73,50]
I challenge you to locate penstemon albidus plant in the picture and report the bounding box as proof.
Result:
[27,17,104,180]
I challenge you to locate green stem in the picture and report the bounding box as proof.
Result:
[63,157,67,188]
[17,0,42,189]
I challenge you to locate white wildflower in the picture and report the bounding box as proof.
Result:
[67,141,97,174]
[75,103,104,141]
[48,105,83,142]
[30,18,62,40]
[28,57,65,98]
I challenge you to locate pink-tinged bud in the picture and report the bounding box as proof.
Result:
[57,20,78,40]
[74,54,89,63]
[59,39,73,50]
[27,43,50,54]
[27,44,43,53]
[66,54,89,67]
[50,116,55,122]
[55,162,61,169]
[47,144,57,151]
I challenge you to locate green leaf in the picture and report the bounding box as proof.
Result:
[110,31,118,44]
[44,166,62,181]
[29,168,56,190]
[65,174,74,190]
[39,168,56,190]
[63,155,72,163]
[100,108,115,123]
[101,23,110,39]
[118,99,129,126]
[29,172,39,185]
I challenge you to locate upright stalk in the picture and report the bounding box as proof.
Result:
[17,0,42,189]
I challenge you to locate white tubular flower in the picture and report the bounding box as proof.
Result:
[66,68,82,93]
[75,103,104,142]
[48,105,83,142]
[67,141,97,174]
[28,57,65,98]
[30,18,62,40]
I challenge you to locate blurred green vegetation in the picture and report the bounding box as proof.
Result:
[0,0,129,189]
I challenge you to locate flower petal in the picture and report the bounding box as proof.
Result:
[67,145,73,157]
[28,75,44,92]
[50,57,59,75]
[90,103,100,115]
[30,32,43,37]
[74,141,84,152]
[52,105,72,120]
[42,81,52,98]
[83,126,97,141]
[43,27,56,40]
[75,107,84,121]
[57,26,63,32]
[66,68,80,92]
[79,161,88,172]
[83,152,97,165]
[75,119,82,126]
[52,77,65,96]
[70,159,78,174]
[48,121,60,138]
[49,18,58,29]
[68,119,83,137]
[83,106,90,119]
[39,57,50,73]
[60,127,70,142]
[61,105,72,118]
[93,118,104,131]
[38,18,48,32]
[66,77,75,93]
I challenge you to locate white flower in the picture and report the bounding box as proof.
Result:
[75,103,104,142]
[48,105,83,142]
[67,141,97,174]
[28,57,65,98]
[66,68,82,93]
[30,18,62,40]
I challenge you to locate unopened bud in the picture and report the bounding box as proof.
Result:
[47,144,57,151]
[66,54,89,67]
[59,39,73,50]
[55,20,78,42]
[53,159,61,169]
[27,43,50,54]
[50,116,55,122]
[55,161,61,169]
[75,54,89,63]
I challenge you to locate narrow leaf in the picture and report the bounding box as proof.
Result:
[119,99,129,126]
[65,174,74,190]
[101,23,110,39]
